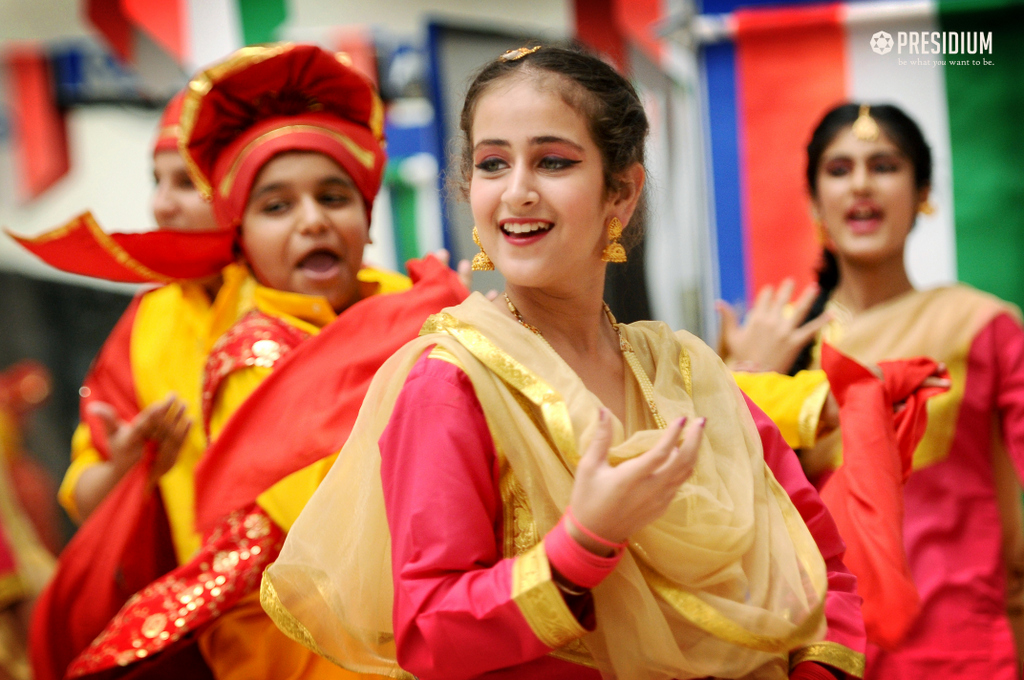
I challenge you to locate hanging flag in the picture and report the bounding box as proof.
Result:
[704,0,1024,310]
[3,45,70,201]
[85,0,288,71]
[86,0,134,63]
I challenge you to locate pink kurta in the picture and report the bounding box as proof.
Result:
[379,353,865,679]
[867,313,1024,679]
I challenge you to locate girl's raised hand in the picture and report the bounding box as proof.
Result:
[718,279,830,373]
[568,410,704,554]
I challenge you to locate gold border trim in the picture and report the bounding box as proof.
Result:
[633,476,827,652]
[7,213,174,283]
[791,641,866,678]
[679,347,692,397]
[422,313,579,465]
[549,638,599,668]
[636,553,825,653]
[510,543,587,649]
[178,43,296,199]
[0,572,26,610]
[260,570,414,680]
[156,124,181,143]
[217,124,377,199]
[799,380,832,449]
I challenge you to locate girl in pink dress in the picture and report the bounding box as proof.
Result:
[722,103,1024,679]
[265,45,866,680]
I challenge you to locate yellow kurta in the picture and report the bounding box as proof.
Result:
[199,267,409,680]
[58,264,254,562]
[733,370,831,451]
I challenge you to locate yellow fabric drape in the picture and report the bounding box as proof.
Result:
[733,370,830,450]
[265,293,828,680]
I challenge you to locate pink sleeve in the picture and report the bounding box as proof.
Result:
[744,395,867,672]
[990,313,1024,475]
[379,353,561,679]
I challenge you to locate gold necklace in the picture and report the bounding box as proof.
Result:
[503,293,666,429]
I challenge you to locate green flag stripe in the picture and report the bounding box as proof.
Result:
[939,2,1024,310]
[238,0,288,45]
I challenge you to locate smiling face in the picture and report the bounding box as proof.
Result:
[241,151,370,312]
[152,150,220,232]
[813,126,927,267]
[468,74,642,293]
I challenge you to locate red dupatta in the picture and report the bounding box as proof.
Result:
[818,344,949,649]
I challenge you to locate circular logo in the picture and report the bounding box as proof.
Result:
[870,31,894,55]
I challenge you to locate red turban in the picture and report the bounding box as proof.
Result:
[152,90,185,155]
[180,43,386,230]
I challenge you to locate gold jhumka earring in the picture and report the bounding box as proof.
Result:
[918,200,937,215]
[471,226,494,271]
[601,217,627,263]
[852,103,880,142]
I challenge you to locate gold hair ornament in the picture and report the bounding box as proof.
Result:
[471,226,494,271]
[499,45,541,62]
[601,217,627,263]
[852,104,880,142]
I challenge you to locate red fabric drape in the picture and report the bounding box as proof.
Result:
[28,296,180,680]
[29,464,178,680]
[194,255,468,533]
[7,213,235,284]
[818,343,948,649]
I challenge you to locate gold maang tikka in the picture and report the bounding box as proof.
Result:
[471,226,494,271]
[601,217,627,263]
[852,103,880,142]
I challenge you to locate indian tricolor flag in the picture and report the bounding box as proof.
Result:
[86,0,288,72]
[703,0,1024,311]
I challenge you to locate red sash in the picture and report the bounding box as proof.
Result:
[194,255,468,533]
[819,344,948,649]
[29,295,182,680]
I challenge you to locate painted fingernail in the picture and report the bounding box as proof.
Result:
[699,417,707,427]
[678,417,687,428]
[599,409,607,422]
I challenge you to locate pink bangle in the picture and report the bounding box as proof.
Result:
[565,506,628,551]
[544,518,622,589]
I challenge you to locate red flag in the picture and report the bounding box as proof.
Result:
[574,0,663,71]
[120,0,186,65]
[734,4,847,298]
[4,45,70,201]
[574,0,627,70]
[85,0,134,63]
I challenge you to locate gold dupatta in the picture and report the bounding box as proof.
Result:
[263,293,827,679]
